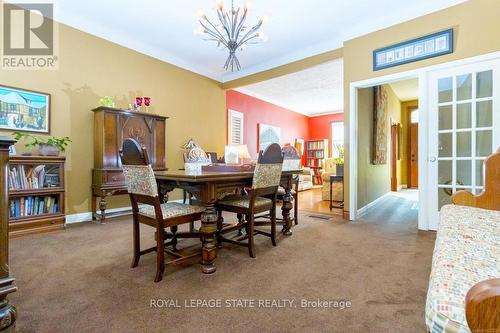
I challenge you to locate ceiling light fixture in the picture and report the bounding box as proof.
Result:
[195,0,268,72]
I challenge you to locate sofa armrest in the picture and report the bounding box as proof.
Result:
[465,278,500,332]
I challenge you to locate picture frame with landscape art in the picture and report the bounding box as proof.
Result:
[0,85,50,133]
[258,123,281,152]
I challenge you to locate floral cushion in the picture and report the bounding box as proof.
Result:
[425,204,500,333]
[122,164,158,197]
[218,196,272,210]
[252,163,283,189]
[139,202,205,220]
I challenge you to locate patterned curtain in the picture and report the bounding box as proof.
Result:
[372,85,388,165]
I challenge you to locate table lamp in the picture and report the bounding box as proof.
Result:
[238,144,252,164]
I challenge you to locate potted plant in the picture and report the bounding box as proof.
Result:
[333,144,344,176]
[13,132,72,156]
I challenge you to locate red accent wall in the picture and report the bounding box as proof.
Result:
[308,113,344,157]
[226,90,344,159]
[226,90,310,157]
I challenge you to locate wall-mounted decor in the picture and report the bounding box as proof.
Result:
[258,124,281,152]
[372,86,388,165]
[0,85,50,133]
[373,28,453,71]
[294,138,305,156]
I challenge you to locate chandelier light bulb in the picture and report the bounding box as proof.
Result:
[260,15,269,24]
[244,0,252,10]
[196,9,206,18]
[194,26,206,35]
[215,0,224,10]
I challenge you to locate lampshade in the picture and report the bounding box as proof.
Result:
[238,144,251,160]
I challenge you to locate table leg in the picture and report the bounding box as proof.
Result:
[200,203,218,274]
[281,187,294,236]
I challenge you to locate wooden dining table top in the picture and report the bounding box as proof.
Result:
[154,168,303,183]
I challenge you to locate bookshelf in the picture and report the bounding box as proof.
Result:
[8,156,66,237]
[305,139,328,185]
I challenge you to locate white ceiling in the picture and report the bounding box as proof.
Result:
[389,78,419,101]
[15,0,466,82]
[236,59,344,116]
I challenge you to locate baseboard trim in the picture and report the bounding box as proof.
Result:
[356,192,391,217]
[66,199,185,224]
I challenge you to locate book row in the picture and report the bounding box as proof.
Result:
[10,196,60,218]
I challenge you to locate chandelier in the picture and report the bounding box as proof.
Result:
[195,0,268,72]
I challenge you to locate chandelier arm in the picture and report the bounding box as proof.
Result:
[236,22,262,46]
[202,28,229,47]
[217,9,232,40]
[231,7,240,41]
[224,12,233,40]
[200,19,228,44]
[234,9,248,41]
[238,34,260,47]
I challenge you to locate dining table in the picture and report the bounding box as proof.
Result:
[154,168,302,274]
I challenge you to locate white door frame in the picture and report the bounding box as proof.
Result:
[349,51,500,230]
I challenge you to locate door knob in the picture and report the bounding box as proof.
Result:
[429,157,437,162]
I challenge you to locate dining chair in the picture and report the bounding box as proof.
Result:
[255,145,301,229]
[120,138,205,282]
[216,143,284,258]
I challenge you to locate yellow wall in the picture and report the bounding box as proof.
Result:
[344,0,500,211]
[0,21,226,214]
[400,100,419,186]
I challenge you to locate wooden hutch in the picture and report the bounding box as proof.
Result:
[91,106,167,222]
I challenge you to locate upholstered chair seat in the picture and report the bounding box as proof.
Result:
[139,202,205,220]
[217,196,272,211]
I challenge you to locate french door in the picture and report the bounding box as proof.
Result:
[427,59,500,230]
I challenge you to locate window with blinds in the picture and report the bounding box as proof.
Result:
[228,110,244,144]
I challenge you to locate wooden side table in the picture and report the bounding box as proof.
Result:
[329,175,344,210]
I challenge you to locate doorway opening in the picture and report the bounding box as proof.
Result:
[356,77,420,221]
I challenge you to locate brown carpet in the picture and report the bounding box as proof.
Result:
[9,195,435,333]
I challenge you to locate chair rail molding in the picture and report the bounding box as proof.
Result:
[0,136,17,332]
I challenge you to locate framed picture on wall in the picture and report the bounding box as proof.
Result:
[0,85,51,133]
[258,124,281,152]
[294,138,304,156]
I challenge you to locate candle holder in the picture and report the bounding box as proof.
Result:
[134,97,143,112]
[144,97,151,112]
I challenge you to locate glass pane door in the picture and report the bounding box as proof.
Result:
[428,58,499,230]
[436,70,494,208]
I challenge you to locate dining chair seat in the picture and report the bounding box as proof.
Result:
[218,196,272,211]
[139,202,205,220]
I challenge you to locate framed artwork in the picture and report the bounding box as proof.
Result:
[258,124,281,152]
[373,28,453,71]
[294,138,304,156]
[372,86,388,165]
[0,85,50,133]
